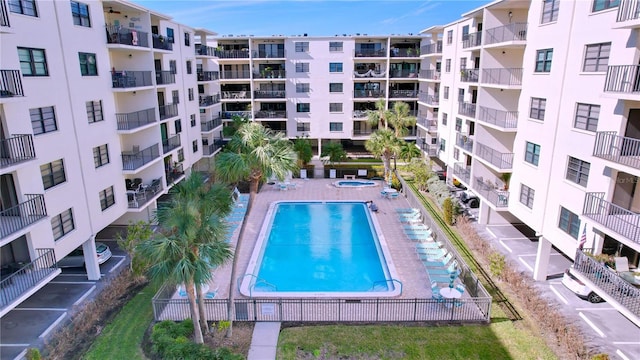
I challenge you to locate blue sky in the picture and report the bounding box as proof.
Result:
[133,0,491,36]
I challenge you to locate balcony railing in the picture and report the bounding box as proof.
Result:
[128,179,163,209]
[460,69,480,83]
[353,129,374,136]
[418,92,439,106]
[201,116,222,132]
[354,49,386,57]
[162,134,181,154]
[197,71,219,81]
[477,106,518,129]
[222,91,250,100]
[203,141,224,156]
[111,70,153,88]
[254,110,287,119]
[456,133,474,152]
[389,90,418,98]
[253,50,285,58]
[389,69,419,78]
[475,143,514,170]
[481,68,523,86]
[0,0,9,27]
[222,111,252,119]
[215,49,250,59]
[254,70,286,79]
[152,34,173,51]
[220,70,251,80]
[0,194,47,239]
[458,102,476,118]
[1,134,36,168]
[390,48,420,57]
[156,70,176,85]
[116,108,156,131]
[122,143,160,171]
[416,138,438,156]
[195,44,217,56]
[159,103,178,120]
[1,249,58,310]
[604,65,640,94]
[353,90,385,98]
[484,23,527,45]
[254,90,286,99]
[417,116,437,132]
[592,131,640,169]
[352,110,369,119]
[462,32,482,48]
[199,94,221,107]
[106,26,149,47]
[616,0,640,23]
[420,41,442,55]
[473,177,509,207]
[0,70,24,97]
[583,192,640,243]
[573,250,640,319]
[453,163,471,184]
[419,69,441,80]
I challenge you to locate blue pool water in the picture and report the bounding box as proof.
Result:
[250,202,391,293]
[334,180,377,187]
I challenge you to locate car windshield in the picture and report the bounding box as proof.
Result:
[96,243,108,253]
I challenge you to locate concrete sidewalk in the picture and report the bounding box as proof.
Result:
[247,322,281,360]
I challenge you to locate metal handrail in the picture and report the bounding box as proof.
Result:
[0,134,36,168]
[116,108,156,130]
[0,194,47,239]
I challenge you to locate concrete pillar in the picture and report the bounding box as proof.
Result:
[477,202,490,225]
[317,138,322,159]
[592,229,605,254]
[533,236,553,281]
[83,236,100,281]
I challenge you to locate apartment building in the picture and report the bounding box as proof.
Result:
[0,0,208,315]
[418,0,640,326]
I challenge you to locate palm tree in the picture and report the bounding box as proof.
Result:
[293,136,313,168]
[320,141,347,166]
[387,101,417,138]
[215,122,298,337]
[366,98,390,129]
[399,141,421,163]
[137,173,234,343]
[365,128,403,183]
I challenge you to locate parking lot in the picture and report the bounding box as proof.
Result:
[0,240,126,360]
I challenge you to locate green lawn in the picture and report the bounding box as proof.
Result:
[83,282,159,360]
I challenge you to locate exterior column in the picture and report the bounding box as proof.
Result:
[533,236,552,281]
[317,138,322,160]
[477,202,490,225]
[83,236,100,281]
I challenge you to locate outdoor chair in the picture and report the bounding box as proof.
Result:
[614,257,630,273]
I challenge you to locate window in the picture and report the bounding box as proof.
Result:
[574,103,599,131]
[79,52,97,76]
[455,117,462,132]
[329,122,343,131]
[592,0,620,12]
[86,100,103,123]
[297,123,310,132]
[184,32,190,46]
[93,144,109,168]
[295,63,309,73]
[166,28,174,43]
[295,41,309,52]
[442,113,448,126]
[329,103,343,112]
[186,61,192,75]
[520,184,535,209]
[559,207,581,239]
[535,49,553,73]
[192,140,198,152]
[188,88,194,101]
[41,159,66,189]
[190,114,196,127]
[529,97,546,120]
[445,59,451,73]
[457,88,465,102]
[453,148,460,161]
[329,42,343,51]
[439,138,446,151]
[447,30,453,44]
[444,86,449,100]
[99,186,115,210]
[8,0,37,16]
[296,83,310,93]
[583,43,610,72]
[566,156,591,186]
[329,63,343,72]
[541,0,559,23]
[525,142,541,166]
[30,106,57,135]
[51,209,75,240]
[459,58,467,70]
[297,103,310,112]
[71,1,90,27]
[18,47,48,76]
[175,119,182,133]
[169,60,177,74]
[172,90,179,104]
[177,149,184,162]
[329,83,343,92]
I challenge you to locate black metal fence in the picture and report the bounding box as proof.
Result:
[1,249,58,309]
[0,0,9,27]
[106,25,149,47]
[0,194,47,239]
[116,108,156,130]
[1,134,36,168]
[0,69,24,97]
[616,0,640,22]
[121,144,160,171]
[603,65,640,93]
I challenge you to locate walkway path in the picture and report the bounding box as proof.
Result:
[247,322,281,360]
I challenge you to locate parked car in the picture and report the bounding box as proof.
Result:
[57,242,112,268]
[435,170,447,181]
[459,190,480,208]
[562,267,605,303]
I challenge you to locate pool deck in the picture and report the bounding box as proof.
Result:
[209,178,433,300]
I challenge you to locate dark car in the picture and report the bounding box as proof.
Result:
[459,190,480,208]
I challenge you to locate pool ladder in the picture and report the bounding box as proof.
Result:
[238,273,277,298]
[370,279,403,294]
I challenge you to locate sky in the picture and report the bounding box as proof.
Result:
[132,0,492,37]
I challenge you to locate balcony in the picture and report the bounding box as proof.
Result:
[222,91,250,100]
[121,143,160,171]
[116,108,156,131]
[220,70,251,80]
[254,90,286,99]
[420,41,442,56]
[603,65,640,95]
[195,44,217,57]
[254,70,286,79]
[201,116,222,132]
[462,32,482,49]
[199,94,221,107]
[573,250,640,323]
[159,103,178,120]
[353,110,369,119]
[253,50,285,58]
[453,163,471,184]
[1,134,36,168]
[222,111,252,119]
[419,69,440,81]
[475,143,514,171]
[255,110,287,119]
[353,69,386,78]
[616,0,640,28]
[1,70,24,97]
[197,71,219,81]
[353,128,374,136]
[417,115,437,132]
[156,70,176,85]
[111,70,153,89]
[593,131,640,170]
[1,249,59,312]
[162,134,181,154]
[481,68,523,87]
[106,26,149,48]
[152,34,173,51]
[418,92,439,106]
[0,0,9,27]
[390,48,420,57]
[389,90,418,98]
[0,194,47,240]
[473,177,509,208]
[203,140,224,156]
[460,69,480,83]
[353,90,385,98]
[127,178,163,209]
[455,133,474,153]
[166,163,185,186]
[416,138,438,157]
[583,192,640,244]
[476,106,518,129]
[484,23,527,46]
[354,49,386,58]
[215,49,250,59]
[389,69,419,78]
[458,102,476,118]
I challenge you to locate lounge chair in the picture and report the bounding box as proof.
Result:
[396,208,420,214]
[614,257,630,273]
[403,224,429,230]
[415,242,443,249]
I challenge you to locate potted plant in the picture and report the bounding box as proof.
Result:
[264,66,272,78]
[500,173,512,190]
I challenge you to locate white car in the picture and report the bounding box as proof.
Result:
[57,242,112,268]
[562,268,604,303]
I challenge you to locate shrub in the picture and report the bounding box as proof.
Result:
[488,252,506,277]
[443,197,453,225]
[26,348,41,360]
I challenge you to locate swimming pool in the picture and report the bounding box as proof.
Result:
[333,180,378,188]
[240,201,400,298]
